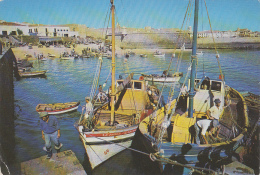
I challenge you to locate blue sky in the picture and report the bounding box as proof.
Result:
[0,0,259,31]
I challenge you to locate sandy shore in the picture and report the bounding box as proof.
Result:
[11,44,189,60]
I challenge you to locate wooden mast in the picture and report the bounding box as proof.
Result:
[110,0,115,125]
[188,0,199,118]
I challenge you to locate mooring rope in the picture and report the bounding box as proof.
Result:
[81,131,217,174]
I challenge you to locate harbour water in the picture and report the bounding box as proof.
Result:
[11,49,259,174]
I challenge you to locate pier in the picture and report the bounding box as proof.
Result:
[21,150,87,175]
[0,46,16,174]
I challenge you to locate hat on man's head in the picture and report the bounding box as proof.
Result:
[85,97,90,101]
[214,98,221,103]
[39,112,48,118]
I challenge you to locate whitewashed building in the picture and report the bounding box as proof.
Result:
[0,21,79,37]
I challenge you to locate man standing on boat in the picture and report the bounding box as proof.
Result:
[178,84,188,112]
[180,84,188,96]
[206,98,223,138]
[83,97,94,129]
[84,97,93,119]
[40,112,62,159]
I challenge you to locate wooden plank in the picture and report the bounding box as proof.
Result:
[21,150,87,175]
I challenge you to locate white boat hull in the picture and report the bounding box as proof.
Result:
[44,105,79,114]
[78,125,137,169]
[154,54,165,58]
[60,57,74,60]
[144,76,181,82]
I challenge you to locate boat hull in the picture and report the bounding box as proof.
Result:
[60,57,74,60]
[143,76,181,82]
[138,87,248,173]
[154,54,165,58]
[78,125,137,169]
[36,102,80,114]
[19,71,47,78]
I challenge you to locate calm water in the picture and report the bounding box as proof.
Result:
[12,49,260,174]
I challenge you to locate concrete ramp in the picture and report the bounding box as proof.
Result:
[21,150,87,175]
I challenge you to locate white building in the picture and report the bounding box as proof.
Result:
[0,21,79,37]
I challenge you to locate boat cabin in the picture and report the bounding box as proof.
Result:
[188,77,225,113]
[116,79,150,114]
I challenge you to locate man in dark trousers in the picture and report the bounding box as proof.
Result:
[40,112,62,159]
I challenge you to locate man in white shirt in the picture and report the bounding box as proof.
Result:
[180,84,188,96]
[84,97,93,119]
[194,119,212,144]
[206,98,223,138]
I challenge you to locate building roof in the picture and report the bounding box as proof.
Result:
[0,22,25,26]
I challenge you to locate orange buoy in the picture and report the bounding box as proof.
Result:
[139,76,144,80]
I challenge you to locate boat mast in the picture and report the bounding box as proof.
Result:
[188,0,199,118]
[110,0,115,125]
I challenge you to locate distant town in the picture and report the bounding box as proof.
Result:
[0,20,259,50]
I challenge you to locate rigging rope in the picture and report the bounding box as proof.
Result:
[102,4,112,39]
[154,0,192,122]
[89,57,103,101]
[203,0,224,82]
[150,153,217,175]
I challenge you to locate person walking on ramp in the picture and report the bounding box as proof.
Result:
[39,112,63,159]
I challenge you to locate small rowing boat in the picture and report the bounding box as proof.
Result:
[36,101,80,114]
[19,70,47,78]
[153,50,165,58]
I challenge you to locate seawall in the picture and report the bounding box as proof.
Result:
[0,47,16,174]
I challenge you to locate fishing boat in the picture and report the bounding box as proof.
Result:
[138,0,248,174]
[48,53,56,58]
[37,53,47,61]
[141,70,183,83]
[154,50,165,58]
[60,51,74,60]
[75,1,158,169]
[36,101,80,115]
[196,51,203,56]
[19,70,47,78]
[140,54,147,58]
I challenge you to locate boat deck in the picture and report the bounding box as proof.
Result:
[150,97,242,145]
[94,111,135,127]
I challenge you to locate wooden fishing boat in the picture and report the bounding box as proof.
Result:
[48,53,56,57]
[19,70,47,78]
[140,54,147,58]
[153,50,165,58]
[138,1,248,174]
[60,52,74,60]
[141,71,183,83]
[75,1,157,169]
[36,101,80,114]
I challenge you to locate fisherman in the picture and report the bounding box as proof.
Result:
[97,85,107,102]
[40,112,62,159]
[106,86,112,101]
[180,84,188,96]
[151,91,166,109]
[194,119,213,144]
[206,98,223,138]
[178,84,188,112]
[162,70,167,77]
[84,97,93,120]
